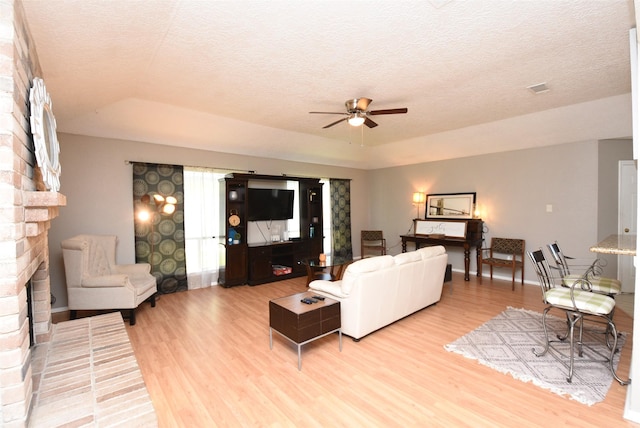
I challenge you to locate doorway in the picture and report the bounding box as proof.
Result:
[618,160,637,293]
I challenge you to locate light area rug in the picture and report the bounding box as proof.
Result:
[444,307,626,406]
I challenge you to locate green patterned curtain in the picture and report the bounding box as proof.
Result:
[330,179,353,258]
[132,163,187,294]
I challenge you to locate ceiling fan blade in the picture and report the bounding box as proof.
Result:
[310,111,348,115]
[364,117,378,128]
[356,98,372,111]
[369,108,408,115]
[323,117,348,128]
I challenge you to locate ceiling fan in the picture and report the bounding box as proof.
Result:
[309,98,408,129]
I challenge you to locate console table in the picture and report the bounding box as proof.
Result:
[401,219,483,281]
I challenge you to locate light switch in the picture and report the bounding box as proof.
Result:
[546,204,553,213]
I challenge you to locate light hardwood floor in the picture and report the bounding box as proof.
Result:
[112,273,638,427]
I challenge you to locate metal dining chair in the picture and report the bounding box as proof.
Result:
[527,249,628,384]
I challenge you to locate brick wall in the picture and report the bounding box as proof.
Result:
[0,1,65,426]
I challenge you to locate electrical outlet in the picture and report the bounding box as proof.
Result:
[546,204,553,213]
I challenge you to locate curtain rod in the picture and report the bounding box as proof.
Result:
[124,161,352,181]
[124,160,255,174]
[281,174,352,181]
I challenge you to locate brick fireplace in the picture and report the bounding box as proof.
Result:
[1,0,67,425]
[0,193,65,425]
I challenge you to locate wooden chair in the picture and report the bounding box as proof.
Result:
[480,237,525,290]
[361,230,386,258]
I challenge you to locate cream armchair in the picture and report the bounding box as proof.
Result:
[61,234,157,325]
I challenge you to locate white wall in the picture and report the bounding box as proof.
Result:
[367,139,633,283]
[50,133,369,309]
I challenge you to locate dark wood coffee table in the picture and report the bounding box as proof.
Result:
[269,291,342,370]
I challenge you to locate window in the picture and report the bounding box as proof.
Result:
[321,178,331,255]
[183,168,225,288]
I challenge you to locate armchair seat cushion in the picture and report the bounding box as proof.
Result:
[82,275,128,287]
[482,257,522,266]
[561,274,622,295]
[545,288,616,315]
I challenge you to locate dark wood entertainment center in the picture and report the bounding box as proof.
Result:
[218,173,324,287]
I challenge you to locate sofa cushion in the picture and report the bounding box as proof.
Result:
[417,245,446,260]
[394,251,422,265]
[347,255,395,273]
[342,255,395,294]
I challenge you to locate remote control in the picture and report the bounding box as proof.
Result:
[312,295,325,301]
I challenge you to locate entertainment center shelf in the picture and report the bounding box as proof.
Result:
[248,240,311,285]
[219,173,324,287]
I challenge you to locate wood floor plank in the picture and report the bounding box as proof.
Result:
[113,273,639,427]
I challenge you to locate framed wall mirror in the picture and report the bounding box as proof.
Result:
[426,192,476,219]
[29,77,61,192]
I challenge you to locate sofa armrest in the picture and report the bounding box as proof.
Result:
[113,263,151,275]
[309,280,349,298]
[82,275,128,288]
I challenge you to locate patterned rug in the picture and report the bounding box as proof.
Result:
[445,307,627,406]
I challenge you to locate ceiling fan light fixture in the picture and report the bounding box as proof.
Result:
[348,112,365,127]
[310,97,406,129]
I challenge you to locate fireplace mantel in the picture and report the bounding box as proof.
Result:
[23,191,66,236]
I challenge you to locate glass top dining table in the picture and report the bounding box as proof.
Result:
[302,255,353,286]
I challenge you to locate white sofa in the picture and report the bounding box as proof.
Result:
[309,245,448,340]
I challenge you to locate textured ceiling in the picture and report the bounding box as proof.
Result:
[21,0,635,169]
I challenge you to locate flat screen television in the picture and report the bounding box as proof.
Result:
[247,188,295,221]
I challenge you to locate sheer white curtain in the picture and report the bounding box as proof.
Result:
[184,167,224,289]
[321,178,332,255]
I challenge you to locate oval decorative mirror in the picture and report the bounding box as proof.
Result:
[29,77,61,191]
